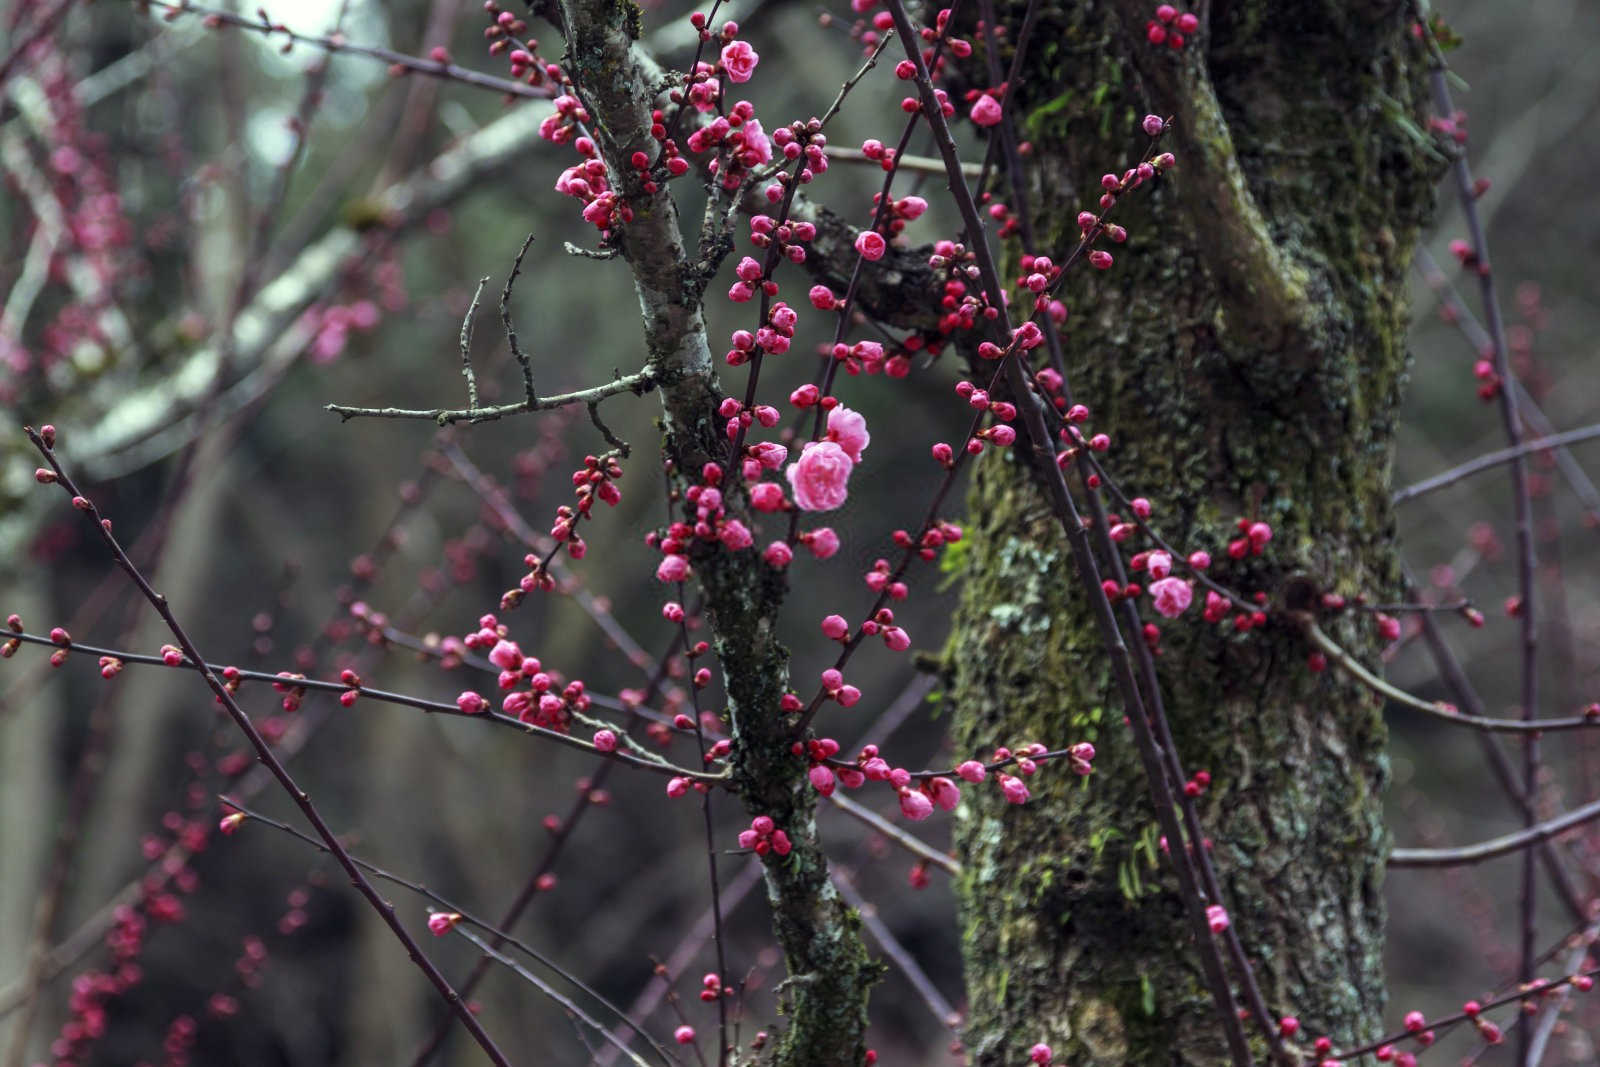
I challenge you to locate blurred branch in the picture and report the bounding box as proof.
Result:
[1389,797,1600,868]
[1393,421,1600,504]
[831,869,962,1033]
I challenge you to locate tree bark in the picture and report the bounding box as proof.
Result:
[949,2,1438,1063]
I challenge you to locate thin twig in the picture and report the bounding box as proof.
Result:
[1299,623,1599,735]
[501,233,539,403]
[136,0,552,100]
[326,369,656,425]
[222,798,676,1067]
[459,277,489,412]
[1389,796,1600,868]
[8,631,719,781]
[1393,421,1600,503]
[452,927,661,1067]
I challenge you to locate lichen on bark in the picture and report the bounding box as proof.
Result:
[948,2,1439,1063]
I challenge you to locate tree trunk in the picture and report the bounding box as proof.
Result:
[950,2,1438,1062]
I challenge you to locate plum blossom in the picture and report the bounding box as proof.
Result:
[805,526,840,559]
[826,406,870,462]
[899,789,934,821]
[970,94,1003,127]
[1150,576,1193,618]
[427,912,462,937]
[786,441,854,511]
[854,229,887,261]
[720,41,759,82]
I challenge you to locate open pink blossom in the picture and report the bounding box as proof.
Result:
[720,41,759,82]
[786,441,854,511]
[1150,576,1193,618]
[826,405,871,462]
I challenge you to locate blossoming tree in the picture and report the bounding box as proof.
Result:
[3,0,1597,1065]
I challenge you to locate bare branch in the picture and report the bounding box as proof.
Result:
[326,369,657,426]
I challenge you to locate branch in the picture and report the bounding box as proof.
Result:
[23,428,515,1067]
[327,368,656,425]
[1299,622,1599,735]
[7,631,719,782]
[1388,797,1600,868]
[224,798,672,1067]
[1394,422,1600,503]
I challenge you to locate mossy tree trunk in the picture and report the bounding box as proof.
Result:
[949,2,1437,1063]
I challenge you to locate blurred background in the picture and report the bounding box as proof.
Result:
[0,0,1597,1063]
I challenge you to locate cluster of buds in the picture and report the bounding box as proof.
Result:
[1225,518,1274,559]
[722,300,797,361]
[1146,5,1199,48]
[747,209,818,265]
[738,815,793,856]
[271,671,308,713]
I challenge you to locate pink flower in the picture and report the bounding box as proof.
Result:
[720,41,759,82]
[750,441,788,470]
[999,774,1031,805]
[456,691,487,714]
[749,482,787,512]
[786,441,854,511]
[809,763,836,796]
[219,812,245,835]
[427,912,462,937]
[1150,576,1193,618]
[821,614,850,640]
[928,776,961,811]
[970,94,1003,127]
[719,519,753,550]
[1146,551,1172,579]
[1030,1045,1053,1066]
[488,639,522,670]
[899,789,934,821]
[957,760,987,783]
[854,229,887,261]
[674,1024,696,1044]
[1206,904,1230,934]
[764,541,793,568]
[805,526,840,559]
[826,405,871,462]
[656,554,691,582]
[593,729,617,752]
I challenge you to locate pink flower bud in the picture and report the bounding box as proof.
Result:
[969,94,1003,127]
[898,789,934,821]
[854,229,887,261]
[428,912,462,936]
